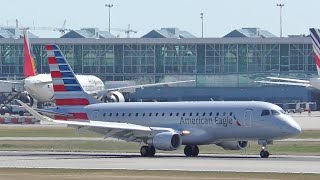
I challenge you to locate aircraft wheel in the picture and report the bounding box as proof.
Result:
[191,145,199,157]
[148,146,156,157]
[140,146,150,157]
[260,150,270,158]
[184,145,199,157]
[184,145,193,157]
[140,146,156,157]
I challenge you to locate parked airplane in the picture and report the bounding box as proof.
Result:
[18,44,301,158]
[3,31,194,105]
[255,28,320,90]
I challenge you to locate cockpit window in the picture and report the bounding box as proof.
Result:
[279,110,287,114]
[261,110,270,116]
[271,110,280,115]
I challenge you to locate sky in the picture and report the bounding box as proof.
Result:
[0,0,319,38]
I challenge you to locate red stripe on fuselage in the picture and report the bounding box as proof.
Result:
[54,112,89,120]
[314,52,320,69]
[51,71,62,78]
[53,85,66,91]
[48,57,57,64]
[55,98,90,106]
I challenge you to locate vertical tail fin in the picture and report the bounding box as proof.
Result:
[23,30,37,77]
[310,28,320,76]
[46,44,101,107]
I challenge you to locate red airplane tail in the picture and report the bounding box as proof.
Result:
[23,30,37,78]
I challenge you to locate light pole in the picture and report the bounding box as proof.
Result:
[105,4,113,32]
[200,13,204,38]
[277,4,284,38]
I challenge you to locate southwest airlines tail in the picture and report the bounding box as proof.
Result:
[23,30,37,77]
[46,44,101,108]
[310,28,320,76]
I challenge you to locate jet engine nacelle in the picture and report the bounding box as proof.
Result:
[104,91,125,102]
[148,132,182,151]
[216,141,248,150]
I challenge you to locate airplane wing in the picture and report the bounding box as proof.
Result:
[90,79,195,98]
[265,77,310,83]
[255,80,311,87]
[104,79,195,92]
[17,100,181,142]
[0,79,24,85]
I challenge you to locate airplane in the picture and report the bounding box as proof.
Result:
[255,28,320,90]
[3,31,195,106]
[17,44,302,158]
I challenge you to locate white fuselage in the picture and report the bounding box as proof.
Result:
[24,74,104,102]
[61,101,301,145]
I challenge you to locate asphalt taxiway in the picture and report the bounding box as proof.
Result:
[0,151,319,174]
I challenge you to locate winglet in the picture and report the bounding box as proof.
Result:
[15,99,53,122]
[23,30,37,77]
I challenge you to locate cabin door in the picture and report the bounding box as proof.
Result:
[244,109,252,127]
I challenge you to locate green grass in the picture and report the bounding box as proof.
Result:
[0,168,319,180]
[298,130,320,139]
[0,126,99,137]
[1,140,320,155]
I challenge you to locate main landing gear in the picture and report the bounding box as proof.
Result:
[260,146,270,158]
[140,145,156,157]
[184,145,199,157]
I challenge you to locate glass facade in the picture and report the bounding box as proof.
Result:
[0,38,315,87]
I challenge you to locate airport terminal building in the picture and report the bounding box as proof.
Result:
[0,27,318,106]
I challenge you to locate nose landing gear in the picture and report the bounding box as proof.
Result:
[260,146,270,158]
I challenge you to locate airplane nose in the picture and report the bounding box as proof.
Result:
[289,123,302,136]
[286,117,302,136]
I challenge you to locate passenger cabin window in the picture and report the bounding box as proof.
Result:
[261,110,270,116]
[129,113,131,117]
[196,113,199,116]
[170,113,173,116]
[143,113,145,116]
[183,113,185,116]
[216,112,219,116]
[189,113,192,116]
[109,113,112,117]
[149,113,152,116]
[116,113,119,117]
[176,113,179,116]
[209,112,212,116]
[156,113,158,116]
[162,113,165,116]
[122,113,125,116]
[136,113,139,116]
[203,112,206,116]
[271,110,280,115]
[103,113,106,117]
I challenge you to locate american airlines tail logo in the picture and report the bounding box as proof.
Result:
[180,114,241,127]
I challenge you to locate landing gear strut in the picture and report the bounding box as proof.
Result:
[184,145,199,157]
[140,145,156,157]
[260,146,270,158]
